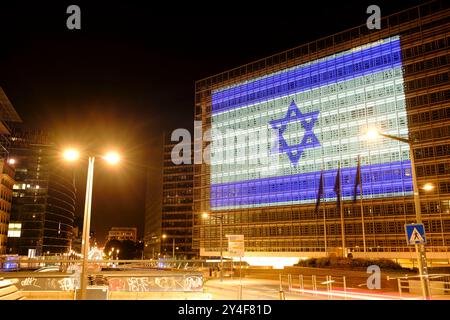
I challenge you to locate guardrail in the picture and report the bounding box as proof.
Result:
[279,273,348,300]
[390,274,450,298]
[0,257,223,271]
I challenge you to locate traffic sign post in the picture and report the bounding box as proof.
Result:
[405,223,426,245]
[227,235,244,300]
[405,223,430,299]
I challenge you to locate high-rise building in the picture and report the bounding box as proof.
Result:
[7,127,76,256]
[0,161,15,254]
[194,1,450,266]
[0,87,22,254]
[144,138,196,259]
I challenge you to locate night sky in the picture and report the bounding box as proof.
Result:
[0,1,428,243]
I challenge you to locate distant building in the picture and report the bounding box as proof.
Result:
[0,161,15,254]
[144,137,196,259]
[7,127,76,256]
[107,227,137,243]
[0,87,22,254]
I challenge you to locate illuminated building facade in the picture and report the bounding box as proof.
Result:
[7,128,76,256]
[194,1,450,265]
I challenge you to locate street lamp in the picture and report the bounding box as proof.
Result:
[161,234,176,259]
[161,234,167,258]
[366,128,431,299]
[63,148,121,300]
[63,149,80,162]
[202,212,224,282]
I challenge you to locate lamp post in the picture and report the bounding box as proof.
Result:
[161,234,176,259]
[367,129,431,299]
[162,234,167,258]
[63,148,121,300]
[202,212,224,282]
[172,238,175,259]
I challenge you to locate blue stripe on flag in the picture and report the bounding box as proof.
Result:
[212,38,402,114]
[210,160,412,208]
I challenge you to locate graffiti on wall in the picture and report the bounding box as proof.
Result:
[13,276,79,291]
[108,274,203,292]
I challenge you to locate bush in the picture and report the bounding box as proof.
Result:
[295,257,407,271]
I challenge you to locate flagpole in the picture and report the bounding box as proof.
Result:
[359,169,367,254]
[355,155,367,255]
[338,162,346,258]
[323,196,327,256]
[317,170,327,257]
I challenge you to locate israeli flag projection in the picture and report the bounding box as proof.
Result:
[210,36,412,210]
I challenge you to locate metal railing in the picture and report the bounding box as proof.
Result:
[278,273,348,300]
[392,274,450,299]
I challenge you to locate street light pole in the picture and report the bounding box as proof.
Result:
[80,156,95,300]
[63,149,120,300]
[375,131,431,299]
[219,215,223,282]
[172,238,175,259]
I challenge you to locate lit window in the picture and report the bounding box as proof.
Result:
[8,223,21,238]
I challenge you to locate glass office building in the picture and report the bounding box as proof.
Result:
[7,128,76,256]
[194,1,450,265]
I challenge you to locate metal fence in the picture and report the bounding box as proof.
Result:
[393,274,450,298]
[278,273,348,300]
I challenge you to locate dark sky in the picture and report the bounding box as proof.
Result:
[0,1,428,243]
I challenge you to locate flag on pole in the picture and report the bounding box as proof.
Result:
[334,162,342,209]
[315,171,325,213]
[353,155,362,202]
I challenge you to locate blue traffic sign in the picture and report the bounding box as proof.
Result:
[405,223,426,245]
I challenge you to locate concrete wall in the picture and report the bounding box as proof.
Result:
[20,290,210,300]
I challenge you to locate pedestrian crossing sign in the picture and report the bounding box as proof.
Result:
[405,223,426,245]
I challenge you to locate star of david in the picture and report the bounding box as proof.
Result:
[269,100,320,166]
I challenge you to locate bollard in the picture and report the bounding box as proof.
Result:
[329,276,333,299]
[288,274,292,292]
[238,284,243,300]
[312,275,317,296]
[299,274,304,292]
[326,276,330,299]
[279,274,285,300]
[343,276,347,300]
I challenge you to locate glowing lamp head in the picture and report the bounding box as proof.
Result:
[8,158,16,165]
[63,149,80,162]
[103,151,120,165]
[422,183,435,192]
[162,234,167,239]
[366,128,380,140]
[202,212,209,219]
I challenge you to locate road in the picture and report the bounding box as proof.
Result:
[203,276,427,300]
[204,278,322,300]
